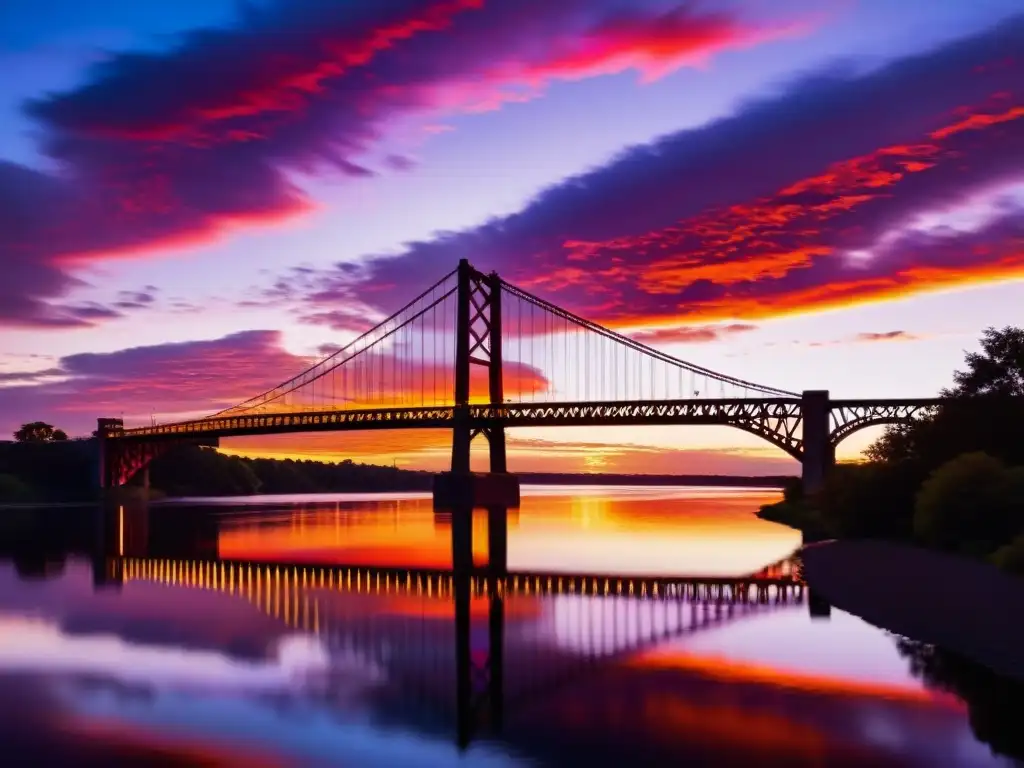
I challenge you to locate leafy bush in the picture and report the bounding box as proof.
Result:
[991,535,1024,576]
[914,453,1021,556]
[0,473,35,503]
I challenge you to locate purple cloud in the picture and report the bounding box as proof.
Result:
[266,16,1023,329]
[2,0,793,328]
[0,331,308,435]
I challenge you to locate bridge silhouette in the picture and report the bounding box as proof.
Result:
[106,552,807,747]
[97,259,940,495]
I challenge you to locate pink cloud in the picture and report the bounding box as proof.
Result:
[3,0,793,328]
[630,324,757,344]
[266,18,1024,332]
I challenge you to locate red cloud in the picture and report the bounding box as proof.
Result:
[554,95,1024,325]
[5,0,789,328]
[280,17,1023,332]
[492,6,806,88]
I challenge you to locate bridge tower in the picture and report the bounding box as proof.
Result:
[434,259,520,520]
[451,258,506,474]
[801,390,834,494]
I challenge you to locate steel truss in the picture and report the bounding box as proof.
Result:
[828,399,938,446]
[107,397,939,458]
[103,440,175,487]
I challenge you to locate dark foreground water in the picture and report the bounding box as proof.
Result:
[0,486,1018,766]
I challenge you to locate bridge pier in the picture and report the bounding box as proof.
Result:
[488,506,508,575]
[451,505,474,571]
[433,472,520,509]
[455,570,473,749]
[808,588,833,620]
[801,390,834,494]
[446,503,510,573]
[454,567,506,749]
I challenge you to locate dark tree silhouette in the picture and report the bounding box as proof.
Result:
[13,422,66,443]
[943,326,1024,398]
[765,326,1024,556]
[897,638,1024,762]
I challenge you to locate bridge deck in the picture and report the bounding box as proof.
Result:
[106,397,941,441]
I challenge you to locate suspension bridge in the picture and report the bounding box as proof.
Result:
[97,259,941,496]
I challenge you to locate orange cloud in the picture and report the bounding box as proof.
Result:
[305,24,1022,339]
[629,650,964,709]
[551,96,1024,327]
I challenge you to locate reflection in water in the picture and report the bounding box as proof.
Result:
[898,639,1024,762]
[207,486,802,575]
[0,489,1018,766]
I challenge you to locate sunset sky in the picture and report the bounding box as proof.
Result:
[2,0,1022,475]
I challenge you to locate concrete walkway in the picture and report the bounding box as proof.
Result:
[801,539,1024,683]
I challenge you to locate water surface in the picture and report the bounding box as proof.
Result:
[0,486,1015,766]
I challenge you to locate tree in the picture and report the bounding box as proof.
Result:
[815,461,917,539]
[944,326,1024,398]
[867,326,1024,472]
[913,453,1016,555]
[13,422,66,443]
[0,473,34,503]
[991,535,1024,576]
[897,638,1024,762]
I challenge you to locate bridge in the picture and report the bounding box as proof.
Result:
[107,554,808,746]
[97,259,941,495]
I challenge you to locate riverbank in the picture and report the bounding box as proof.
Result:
[756,497,834,541]
[801,539,1024,683]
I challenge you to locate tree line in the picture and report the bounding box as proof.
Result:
[761,325,1024,574]
[0,438,436,503]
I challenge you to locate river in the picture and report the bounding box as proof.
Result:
[0,485,1016,766]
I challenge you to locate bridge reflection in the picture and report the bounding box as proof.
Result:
[3,505,809,750]
[113,555,804,747]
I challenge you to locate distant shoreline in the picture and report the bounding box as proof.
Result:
[518,473,791,488]
[2,437,792,504]
[0,476,788,509]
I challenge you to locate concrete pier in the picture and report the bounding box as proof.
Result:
[487,506,508,575]
[807,588,833,620]
[800,390,834,494]
[432,472,521,509]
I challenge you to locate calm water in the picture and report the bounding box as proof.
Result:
[0,486,1017,766]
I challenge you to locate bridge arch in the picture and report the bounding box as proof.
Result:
[828,401,938,450]
[829,418,902,449]
[721,419,803,461]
